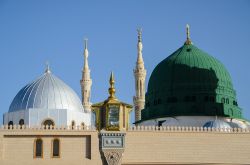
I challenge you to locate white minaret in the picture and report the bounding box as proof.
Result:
[133,28,146,122]
[80,38,92,113]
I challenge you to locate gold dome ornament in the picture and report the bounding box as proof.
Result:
[108,72,117,100]
[91,72,132,131]
[185,24,192,45]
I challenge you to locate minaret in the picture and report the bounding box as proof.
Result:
[133,28,147,122]
[80,38,92,113]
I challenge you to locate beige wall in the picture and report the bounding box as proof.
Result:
[0,126,250,165]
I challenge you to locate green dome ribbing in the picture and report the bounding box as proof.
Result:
[141,44,242,121]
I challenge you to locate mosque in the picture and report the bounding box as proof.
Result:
[0,25,250,165]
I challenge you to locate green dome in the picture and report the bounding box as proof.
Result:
[141,44,242,121]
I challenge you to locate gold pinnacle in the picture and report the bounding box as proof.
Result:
[108,72,116,99]
[185,24,192,45]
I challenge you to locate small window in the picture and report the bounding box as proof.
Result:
[8,121,13,129]
[52,139,60,158]
[71,121,75,129]
[81,122,85,128]
[34,139,43,158]
[221,98,225,103]
[19,119,24,126]
[43,119,54,128]
[226,98,229,104]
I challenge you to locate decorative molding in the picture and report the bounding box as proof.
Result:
[100,132,126,165]
[0,125,96,131]
[1,125,250,133]
[128,126,250,133]
[103,149,124,165]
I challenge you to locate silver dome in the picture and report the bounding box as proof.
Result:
[203,119,232,129]
[9,69,84,112]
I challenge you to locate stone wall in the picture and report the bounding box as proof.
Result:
[0,125,249,165]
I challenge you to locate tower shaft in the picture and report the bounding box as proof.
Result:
[80,39,92,113]
[133,29,146,122]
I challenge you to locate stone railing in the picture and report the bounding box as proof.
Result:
[1,125,250,133]
[0,125,96,131]
[128,126,250,133]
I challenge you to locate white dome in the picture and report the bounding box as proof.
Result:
[9,69,84,112]
[203,119,232,129]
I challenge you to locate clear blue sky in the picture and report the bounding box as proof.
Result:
[0,0,249,124]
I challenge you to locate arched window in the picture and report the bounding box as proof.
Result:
[42,119,54,128]
[71,121,75,129]
[226,98,229,104]
[8,121,13,129]
[19,119,24,126]
[81,122,85,128]
[52,139,60,158]
[34,139,43,158]
[8,121,13,126]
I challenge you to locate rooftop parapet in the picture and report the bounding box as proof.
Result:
[1,125,250,133]
[0,125,96,131]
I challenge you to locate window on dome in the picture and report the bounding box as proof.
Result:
[81,122,85,129]
[34,138,43,158]
[233,101,238,106]
[43,119,54,129]
[19,119,24,126]
[8,121,13,129]
[71,121,75,129]
[52,139,60,158]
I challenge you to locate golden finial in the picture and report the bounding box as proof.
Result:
[108,71,116,99]
[185,24,192,45]
[137,28,142,42]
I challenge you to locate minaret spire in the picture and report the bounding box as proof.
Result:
[136,28,144,64]
[80,38,92,113]
[134,28,147,123]
[84,38,89,69]
[185,24,192,45]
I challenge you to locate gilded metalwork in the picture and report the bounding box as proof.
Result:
[185,24,192,45]
[92,72,132,131]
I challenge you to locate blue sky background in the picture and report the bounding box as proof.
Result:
[0,0,249,124]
